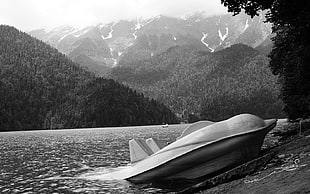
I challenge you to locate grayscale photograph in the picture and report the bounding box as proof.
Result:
[1,0,310,193]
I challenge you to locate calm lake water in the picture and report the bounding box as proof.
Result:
[0,124,188,193]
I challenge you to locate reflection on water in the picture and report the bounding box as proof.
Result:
[0,125,187,193]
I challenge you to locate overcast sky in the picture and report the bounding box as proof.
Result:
[0,0,228,31]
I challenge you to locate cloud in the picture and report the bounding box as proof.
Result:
[0,0,227,31]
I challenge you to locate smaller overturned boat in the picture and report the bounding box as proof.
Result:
[125,114,277,184]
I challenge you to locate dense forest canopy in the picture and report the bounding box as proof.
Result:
[81,78,177,127]
[221,0,310,120]
[111,44,284,121]
[0,25,177,131]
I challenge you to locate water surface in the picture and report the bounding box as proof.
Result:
[0,125,187,193]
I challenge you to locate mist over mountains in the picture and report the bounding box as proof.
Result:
[29,12,273,76]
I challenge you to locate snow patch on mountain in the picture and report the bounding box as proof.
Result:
[218,27,228,42]
[72,28,91,38]
[144,18,155,26]
[51,26,69,32]
[109,47,113,56]
[108,47,117,66]
[102,22,117,40]
[132,31,138,39]
[155,15,162,20]
[29,12,273,70]
[58,34,68,43]
[112,58,117,66]
[98,23,108,30]
[201,32,214,52]
[132,19,143,39]
[243,19,249,32]
[57,28,82,43]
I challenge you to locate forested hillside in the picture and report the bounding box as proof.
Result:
[111,44,284,121]
[81,78,176,127]
[0,25,177,131]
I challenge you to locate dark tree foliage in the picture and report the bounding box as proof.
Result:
[0,25,92,130]
[221,0,310,119]
[111,44,284,121]
[81,78,177,127]
[0,25,178,131]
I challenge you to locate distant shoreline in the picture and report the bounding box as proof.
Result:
[0,123,189,133]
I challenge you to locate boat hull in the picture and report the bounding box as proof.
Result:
[126,118,276,183]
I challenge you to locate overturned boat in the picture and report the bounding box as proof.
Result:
[125,114,277,184]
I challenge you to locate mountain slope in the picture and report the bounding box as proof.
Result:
[111,44,283,121]
[29,12,273,76]
[0,25,177,131]
[0,25,92,130]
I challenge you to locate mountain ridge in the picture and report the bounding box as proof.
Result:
[111,43,284,121]
[29,12,273,76]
